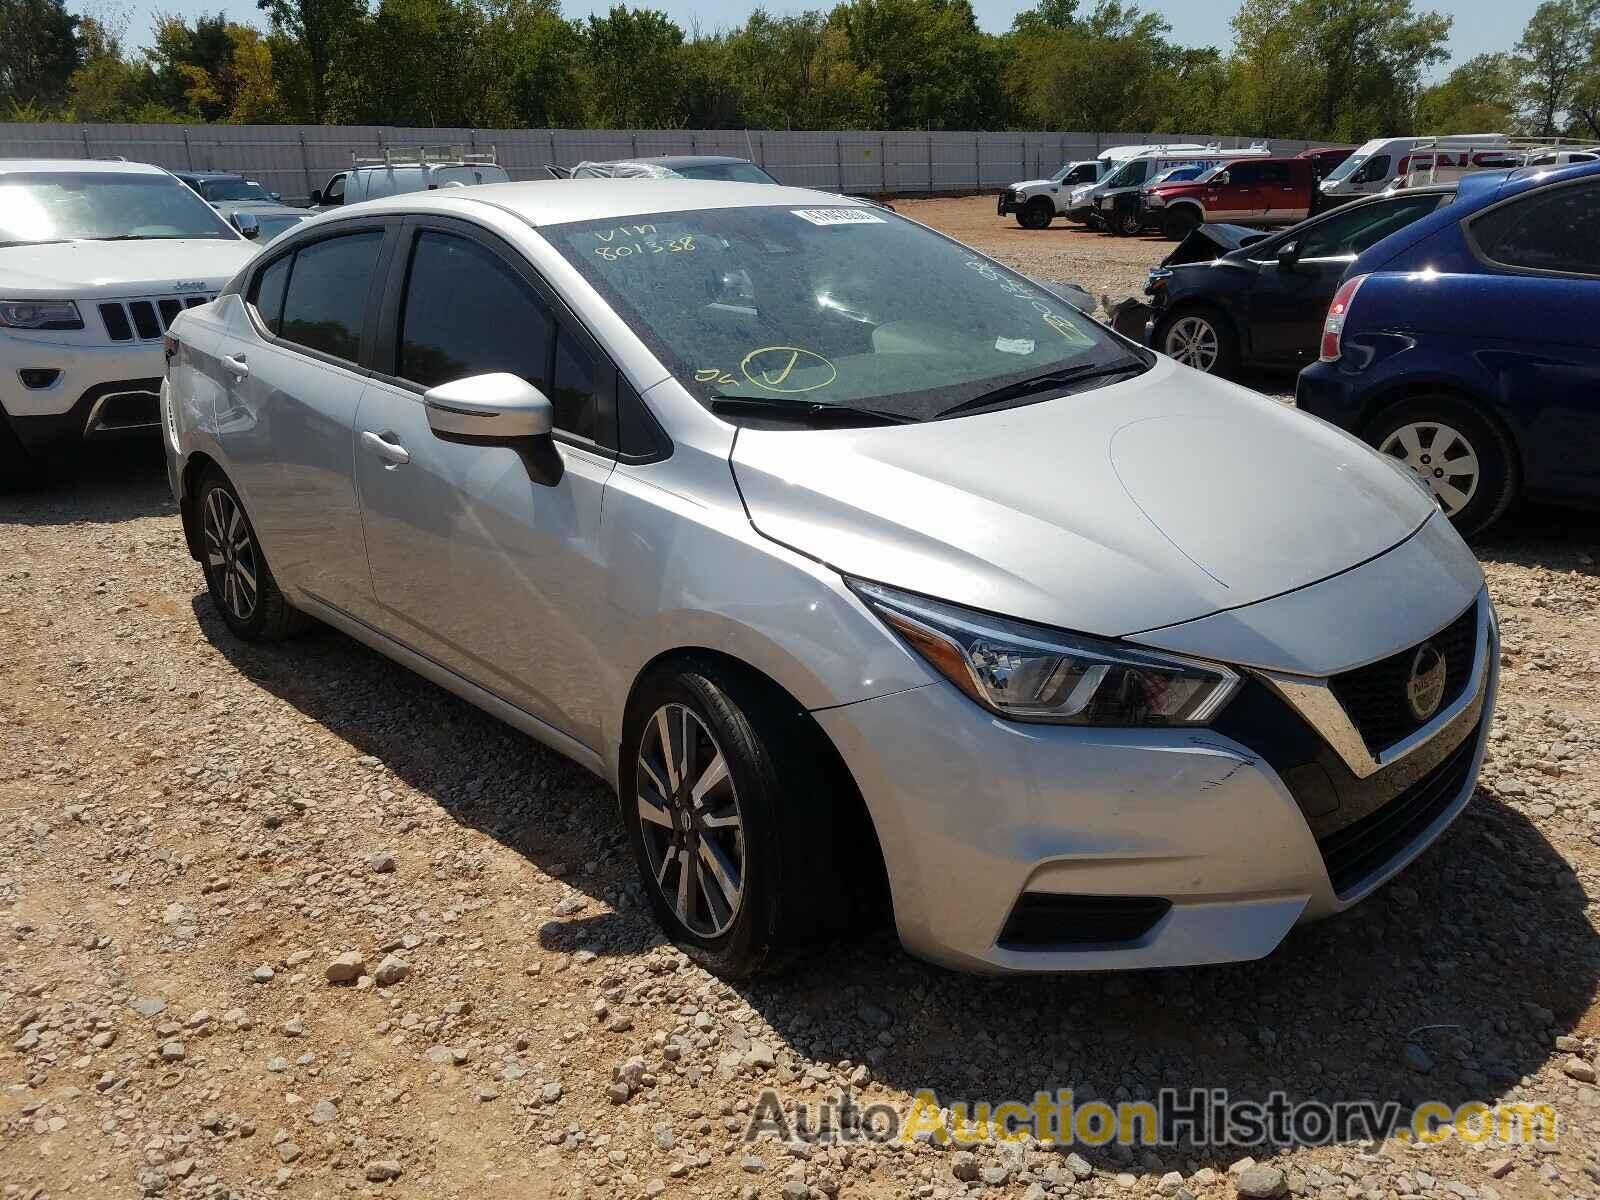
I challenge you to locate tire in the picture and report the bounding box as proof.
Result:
[1363,395,1518,538]
[1017,198,1054,230]
[620,660,855,978]
[1111,207,1143,237]
[1153,304,1239,377]
[1162,207,1201,241]
[195,466,311,641]
[0,415,49,492]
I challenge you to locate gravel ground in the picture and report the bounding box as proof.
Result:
[4,197,1600,1200]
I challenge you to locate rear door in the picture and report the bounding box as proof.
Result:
[212,222,396,619]
[1265,160,1309,223]
[350,216,619,747]
[1462,176,1600,501]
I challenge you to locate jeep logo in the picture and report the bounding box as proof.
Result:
[174,280,207,292]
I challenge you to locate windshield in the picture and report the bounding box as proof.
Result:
[0,172,237,245]
[673,162,780,185]
[544,205,1144,423]
[1323,141,1384,183]
[202,178,271,201]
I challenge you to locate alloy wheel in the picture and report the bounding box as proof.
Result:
[1163,315,1220,372]
[636,703,746,937]
[1378,420,1481,516]
[203,487,259,623]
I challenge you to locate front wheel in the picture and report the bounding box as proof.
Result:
[1364,397,1518,537]
[1017,198,1054,230]
[196,467,312,641]
[1111,207,1143,237]
[620,662,852,978]
[1162,208,1200,241]
[1154,305,1238,376]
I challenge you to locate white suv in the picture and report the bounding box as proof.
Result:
[0,159,258,484]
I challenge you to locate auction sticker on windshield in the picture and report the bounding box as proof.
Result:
[792,208,885,226]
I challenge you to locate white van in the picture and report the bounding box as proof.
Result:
[1065,143,1270,226]
[311,148,509,211]
[1318,134,1509,201]
[1001,144,1216,228]
[1385,136,1600,191]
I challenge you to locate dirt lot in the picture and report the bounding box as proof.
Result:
[4,196,1600,1200]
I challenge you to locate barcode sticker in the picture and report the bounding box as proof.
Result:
[792,207,885,226]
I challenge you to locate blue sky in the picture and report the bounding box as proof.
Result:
[126,0,1538,80]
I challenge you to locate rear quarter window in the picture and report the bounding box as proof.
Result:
[1469,179,1600,277]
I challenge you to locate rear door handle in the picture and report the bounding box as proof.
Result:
[222,353,249,377]
[360,430,410,465]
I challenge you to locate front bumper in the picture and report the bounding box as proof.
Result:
[1,334,167,452]
[817,571,1497,974]
[998,191,1017,215]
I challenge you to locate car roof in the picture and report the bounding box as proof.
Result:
[1503,155,1600,191]
[342,178,864,227]
[183,170,249,181]
[0,158,169,177]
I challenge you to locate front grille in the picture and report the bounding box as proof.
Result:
[1317,725,1479,897]
[97,294,213,342]
[998,893,1171,949]
[1328,600,1480,755]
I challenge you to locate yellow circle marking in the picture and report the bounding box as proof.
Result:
[740,346,837,393]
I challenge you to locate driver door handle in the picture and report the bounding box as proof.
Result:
[360,430,410,465]
[222,353,249,377]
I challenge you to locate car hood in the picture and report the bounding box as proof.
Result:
[730,356,1436,638]
[1161,222,1272,266]
[0,239,257,299]
[1008,178,1056,191]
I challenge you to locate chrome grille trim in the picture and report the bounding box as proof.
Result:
[1255,590,1493,779]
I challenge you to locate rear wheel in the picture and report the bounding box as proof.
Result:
[1154,304,1238,376]
[620,660,858,978]
[1162,207,1201,241]
[196,466,312,641]
[1364,396,1517,537]
[1018,198,1054,230]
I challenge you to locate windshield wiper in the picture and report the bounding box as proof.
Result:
[933,357,1147,419]
[710,395,911,427]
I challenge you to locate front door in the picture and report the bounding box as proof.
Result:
[1206,161,1267,222]
[351,220,618,749]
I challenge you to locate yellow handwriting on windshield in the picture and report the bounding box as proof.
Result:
[740,347,837,394]
[695,368,738,386]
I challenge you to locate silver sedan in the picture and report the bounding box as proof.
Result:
[161,180,1497,976]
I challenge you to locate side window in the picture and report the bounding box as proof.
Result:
[325,175,345,204]
[1352,154,1391,183]
[1294,194,1443,260]
[248,254,291,334]
[1258,162,1290,185]
[551,332,601,442]
[398,231,554,395]
[1227,163,1259,186]
[277,231,383,363]
[1470,180,1600,277]
[1128,161,1149,184]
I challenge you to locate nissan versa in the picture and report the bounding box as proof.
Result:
[161,181,1498,977]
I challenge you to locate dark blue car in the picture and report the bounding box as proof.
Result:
[1296,159,1600,536]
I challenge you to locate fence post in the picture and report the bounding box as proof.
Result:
[1059,132,1065,168]
[298,130,312,201]
[631,133,638,157]
[549,130,558,171]
[927,136,933,192]
[182,128,194,170]
[835,137,843,192]
[690,132,697,153]
[881,135,887,193]
[758,134,766,168]
[975,135,980,191]
[81,126,91,159]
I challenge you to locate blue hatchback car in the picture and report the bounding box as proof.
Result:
[1296,159,1600,536]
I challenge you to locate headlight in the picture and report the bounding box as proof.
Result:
[0,299,83,330]
[849,580,1240,726]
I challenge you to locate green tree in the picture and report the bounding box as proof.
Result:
[1005,1,1181,132]
[1416,52,1519,132]
[833,0,1006,129]
[578,6,686,127]
[256,0,366,121]
[0,0,81,111]
[1515,0,1600,134]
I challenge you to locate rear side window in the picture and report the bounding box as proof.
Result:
[249,255,291,334]
[278,231,383,363]
[398,231,554,393]
[1470,180,1600,277]
[1257,162,1290,185]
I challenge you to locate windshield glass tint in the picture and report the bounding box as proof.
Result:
[203,179,271,201]
[674,163,780,185]
[0,172,235,244]
[544,205,1139,422]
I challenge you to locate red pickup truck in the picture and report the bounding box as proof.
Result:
[1142,157,1316,241]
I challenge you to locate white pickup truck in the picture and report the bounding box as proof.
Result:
[310,149,509,211]
[1000,144,1216,229]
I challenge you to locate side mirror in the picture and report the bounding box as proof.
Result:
[269,192,281,201]
[1211,171,1229,186]
[424,373,553,441]
[232,211,260,240]
[309,189,322,206]
[1276,241,1299,270]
